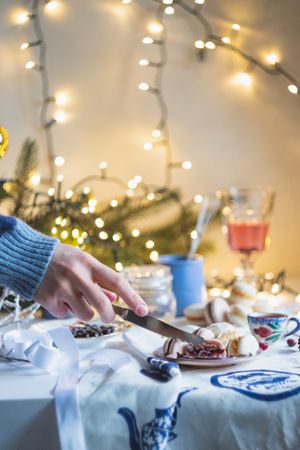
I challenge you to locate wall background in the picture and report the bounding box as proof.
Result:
[0,0,299,276]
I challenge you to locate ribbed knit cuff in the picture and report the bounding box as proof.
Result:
[0,218,59,300]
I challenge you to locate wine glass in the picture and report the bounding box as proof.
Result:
[218,188,275,282]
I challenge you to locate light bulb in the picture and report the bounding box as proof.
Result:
[128,179,137,189]
[113,232,122,242]
[99,161,108,170]
[88,198,97,207]
[15,11,30,24]
[115,262,123,272]
[99,231,109,240]
[205,41,216,50]
[152,129,161,138]
[61,218,67,227]
[72,229,79,238]
[139,58,149,66]
[134,175,142,183]
[95,218,104,228]
[55,92,68,105]
[81,207,89,214]
[145,240,154,249]
[54,155,65,167]
[45,1,60,13]
[150,250,159,262]
[29,173,41,187]
[131,229,140,237]
[56,174,64,182]
[122,0,132,3]
[25,61,36,70]
[61,231,69,241]
[191,230,198,240]
[88,205,96,213]
[139,82,150,91]
[195,0,205,4]
[148,21,163,34]
[51,227,57,235]
[182,160,192,170]
[20,42,30,50]
[54,110,66,123]
[194,40,205,49]
[163,0,173,4]
[194,194,203,204]
[165,6,175,14]
[48,187,55,197]
[81,231,88,239]
[55,216,62,225]
[111,199,118,207]
[77,237,84,245]
[83,186,90,194]
[234,72,252,87]
[147,192,155,201]
[65,189,73,199]
[266,53,279,65]
[288,84,298,94]
[142,36,154,45]
[144,142,153,151]
[222,37,231,44]
[232,23,241,31]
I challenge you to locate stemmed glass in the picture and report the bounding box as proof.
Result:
[218,188,275,282]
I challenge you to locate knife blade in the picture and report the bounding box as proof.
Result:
[112,304,204,345]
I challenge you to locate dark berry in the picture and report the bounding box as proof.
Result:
[259,342,268,351]
[287,338,296,347]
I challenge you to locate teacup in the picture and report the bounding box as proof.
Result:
[247,312,300,350]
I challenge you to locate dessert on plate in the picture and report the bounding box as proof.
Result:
[162,322,259,360]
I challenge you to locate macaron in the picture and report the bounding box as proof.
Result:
[184,304,206,323]
[227,334,259,357]
[192,326,215,340]
[204,297,230,324]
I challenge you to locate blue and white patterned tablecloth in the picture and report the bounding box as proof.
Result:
[79,327,300,450]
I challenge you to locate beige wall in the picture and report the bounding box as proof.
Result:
[0,0,300,276]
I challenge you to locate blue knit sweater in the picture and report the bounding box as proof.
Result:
[0,215,58,300]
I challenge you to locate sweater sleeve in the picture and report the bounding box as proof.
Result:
[0,215,59,300]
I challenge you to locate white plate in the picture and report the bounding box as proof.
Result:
[31,319,120,347]
[124,326,261,369]
[154,346,261,368]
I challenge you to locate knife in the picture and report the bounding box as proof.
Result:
[112,304,204,345]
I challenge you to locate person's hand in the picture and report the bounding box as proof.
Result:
[34,243,148,322]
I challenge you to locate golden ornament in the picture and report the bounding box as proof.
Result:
[0,126,9,159]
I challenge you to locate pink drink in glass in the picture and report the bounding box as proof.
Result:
[227,221,269,254]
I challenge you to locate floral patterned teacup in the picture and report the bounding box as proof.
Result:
[247,312,300,350]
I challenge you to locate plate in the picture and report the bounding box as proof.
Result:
[124,326,261,369]
[31,319,120,347]
[154,346,261,368]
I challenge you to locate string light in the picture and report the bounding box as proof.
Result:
[164,7,175,15]
[65,189,73,199]
[110,199,118,207]
[195,40,205,49]
[128,179,137,189]
[54,156,65,167]
[131,229,140,237]
[29,173,41,187]
[233,72,252,87]
[15,11,30,25]
[195,0,205,4]
[139,82,150,91]
[55,217,62,225]
[81,231,88,239]
[122,0,132,4]
[51,227,57,235]
[54,110,66,123]
[83,186,91,195]
[265,53,279,65]
[148,21,163,34]
[134,175,142,183]
[194,194,203,204]
[55,92,68,106]
[145,240,154,249]
[81,207,89,214]
[99,231,109,240]
[221,37,231,44]
[150,250,159,262]
[232,23,241,31]
[147,192,155,201]
[77,237,84,245]
[139,58,150,66]
[143,142,153,151]
[126,189,134,197]
[25,61,36,70]
[142,36,154,45]
[56,174,64,182]
[72,229,79,238]
[48,187,55,196]
[113,232,122,242]
[20,42,30,50]
[163,0,173,4]
[61,218,67,226]
[191,230,198,240]
[288,84,298,94]
[115,262,123,272]
[88,198,97,207]
[99,161,108,170]
[45,1,60,13]
[152,129,161,138]
[95,218,104,228]
[181,160,192,170]
[205,41,216,50]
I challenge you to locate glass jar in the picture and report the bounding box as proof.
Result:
[123,265,176,321]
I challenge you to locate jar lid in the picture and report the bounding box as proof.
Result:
[123,264,172,288]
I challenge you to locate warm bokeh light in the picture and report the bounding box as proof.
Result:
[143,142,153,151]
[25,61,36,70]
[54,155,65,167]
[191,230,198,240]
[99,161,108,170]
[110,199,118,207]
[148,21,163,34]
[83,186,91,195]
[29,173,41,187]
[232,23,241,31]
[99,231,109,240]
[14,10,30,25]
[195,0,205,4]
[115,262,123,272]
[131,229,140,237]
[205,41,216,50]
[152,128,161,138]
[95,218,104,228]
[233,72,252,88]
[65,189,73,199]
[288,84,298,94]
[54,110,66,123]
[20,42,30,51]
[122,0,132,4]
[55,92,68,105]
[150,250,159,262]
[142,36,154,45]
[266,53,279,65]
[139,82,150,91]
[222,37,231,44]
[45,1,60,13]
[56,173,64,182]
[48,187,55,197]
[145,240,154,249]
[194,194,203,204]
[194,40,204,49]
[163,0,173,4]
[181,160,192,170]
[147,192,155,201]
[139,58,149,66]
[165,6,175,15]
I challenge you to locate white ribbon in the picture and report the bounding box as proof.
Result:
[1,327,132,450]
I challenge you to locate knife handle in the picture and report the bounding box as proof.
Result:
[146,357,180,378]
